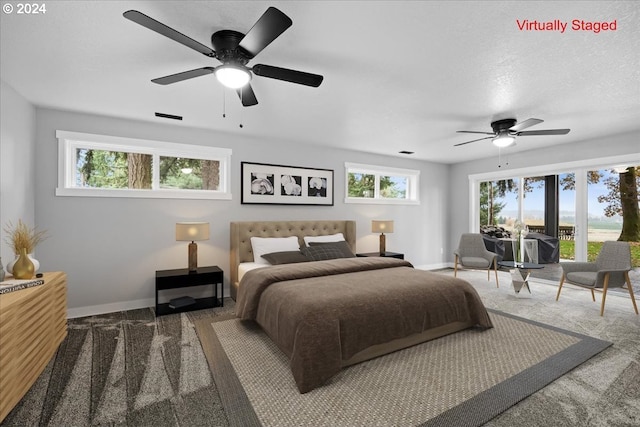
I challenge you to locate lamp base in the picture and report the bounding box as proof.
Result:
[379,233,386,255]
[188,242,198,272]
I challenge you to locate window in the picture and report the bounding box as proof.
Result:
[56,130,232,199]
[345,162,419,204]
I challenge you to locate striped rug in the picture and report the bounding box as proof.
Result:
[1,308,232,426]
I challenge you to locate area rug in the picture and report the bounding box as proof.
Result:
[194,309,611,427]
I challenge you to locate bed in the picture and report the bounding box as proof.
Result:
[231,220,493,393]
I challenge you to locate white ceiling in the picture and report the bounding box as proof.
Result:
[1,1,639,164]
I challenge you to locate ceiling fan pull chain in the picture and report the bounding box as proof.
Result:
[222,90,226,118]
[239,87,244,128]
[497,148,511,169]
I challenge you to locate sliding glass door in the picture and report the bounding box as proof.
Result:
[558,173,576,261]
[588,168,620,261]
[522,175,545,234]
[471,159,639,266]
[479,179,518,230]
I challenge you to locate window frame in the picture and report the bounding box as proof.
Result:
[344,162,420,205]
[56,130,232,200]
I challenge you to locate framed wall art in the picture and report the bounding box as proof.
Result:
[241,162,334,205]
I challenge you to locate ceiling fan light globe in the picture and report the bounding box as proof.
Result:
[492,134,516,147]
[215,65,251,89]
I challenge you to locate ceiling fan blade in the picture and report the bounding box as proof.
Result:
[517,129,571,136]
[123,10,216,57]
[456,130,495,135]
[238,7,292,58]
[454,136,494,147]
[252,64,323,87]
[152,67,215,85]
[509,118,543,132]
[236,84,258,106]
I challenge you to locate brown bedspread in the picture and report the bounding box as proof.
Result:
[236,257,493,393]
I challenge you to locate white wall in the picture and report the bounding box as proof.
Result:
[447,132,640,261]
[0,80,36,264]
[33,107,449,316]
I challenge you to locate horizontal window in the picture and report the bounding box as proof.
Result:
[345,162,420,205]
[56,131,232,200]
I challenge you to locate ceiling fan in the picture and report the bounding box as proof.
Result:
[454,118,570,147]
[123,7,323,107]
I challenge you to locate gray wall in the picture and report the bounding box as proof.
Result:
[447,132,640,262]
[0,80,36,263]
[33,107,449,316]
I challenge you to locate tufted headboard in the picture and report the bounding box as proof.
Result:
[229,220,356,300]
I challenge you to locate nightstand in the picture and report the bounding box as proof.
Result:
[356,252,404,260]
[155,266,223,316]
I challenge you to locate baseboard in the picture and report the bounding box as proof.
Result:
[66,283,232,319]
[67,298,155,319]
[414,262,451,271]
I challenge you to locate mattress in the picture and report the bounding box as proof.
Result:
[237,262,267,283]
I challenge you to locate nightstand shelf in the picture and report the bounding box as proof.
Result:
[356,251,404,260]
[156,297,220,316]
[155,266,223,316]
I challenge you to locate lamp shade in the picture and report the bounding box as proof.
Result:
[176,222,210,241]
[372,220,394,234]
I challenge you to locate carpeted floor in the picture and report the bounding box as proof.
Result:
[2,269,639,426]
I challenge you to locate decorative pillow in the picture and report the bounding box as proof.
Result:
[308,241,355,258]
[261,251,309,265]
[302,245,346,261]
[251,236,300,265]
[303,233,345,246]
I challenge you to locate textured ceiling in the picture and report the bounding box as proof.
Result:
[1,1,639,163]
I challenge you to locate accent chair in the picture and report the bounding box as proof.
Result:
[556,241,638,316]
[454,233,499,287]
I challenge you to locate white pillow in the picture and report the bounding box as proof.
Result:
[251,236,300,265]
[303,233,345,247]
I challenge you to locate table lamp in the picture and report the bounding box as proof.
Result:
[372,220,394,255]
[176,222,210,271]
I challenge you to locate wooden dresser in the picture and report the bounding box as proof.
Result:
[0,271,67,422]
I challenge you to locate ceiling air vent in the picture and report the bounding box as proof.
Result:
[155,112,183,121]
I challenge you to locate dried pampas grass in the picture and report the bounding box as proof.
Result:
[3,219,48,255]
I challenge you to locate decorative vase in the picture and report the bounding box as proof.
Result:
[518,237,525,264]
[12,248,35,280]
[28,254,40,272]
[6,253,39,274]
[0,257,5,282]
[512,235,525,266]
[6,257,15,274]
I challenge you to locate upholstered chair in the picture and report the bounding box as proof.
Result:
[454,233,499,287]
[556,241,638,316]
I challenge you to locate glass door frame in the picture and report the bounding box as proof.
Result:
[468,153,639,262]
